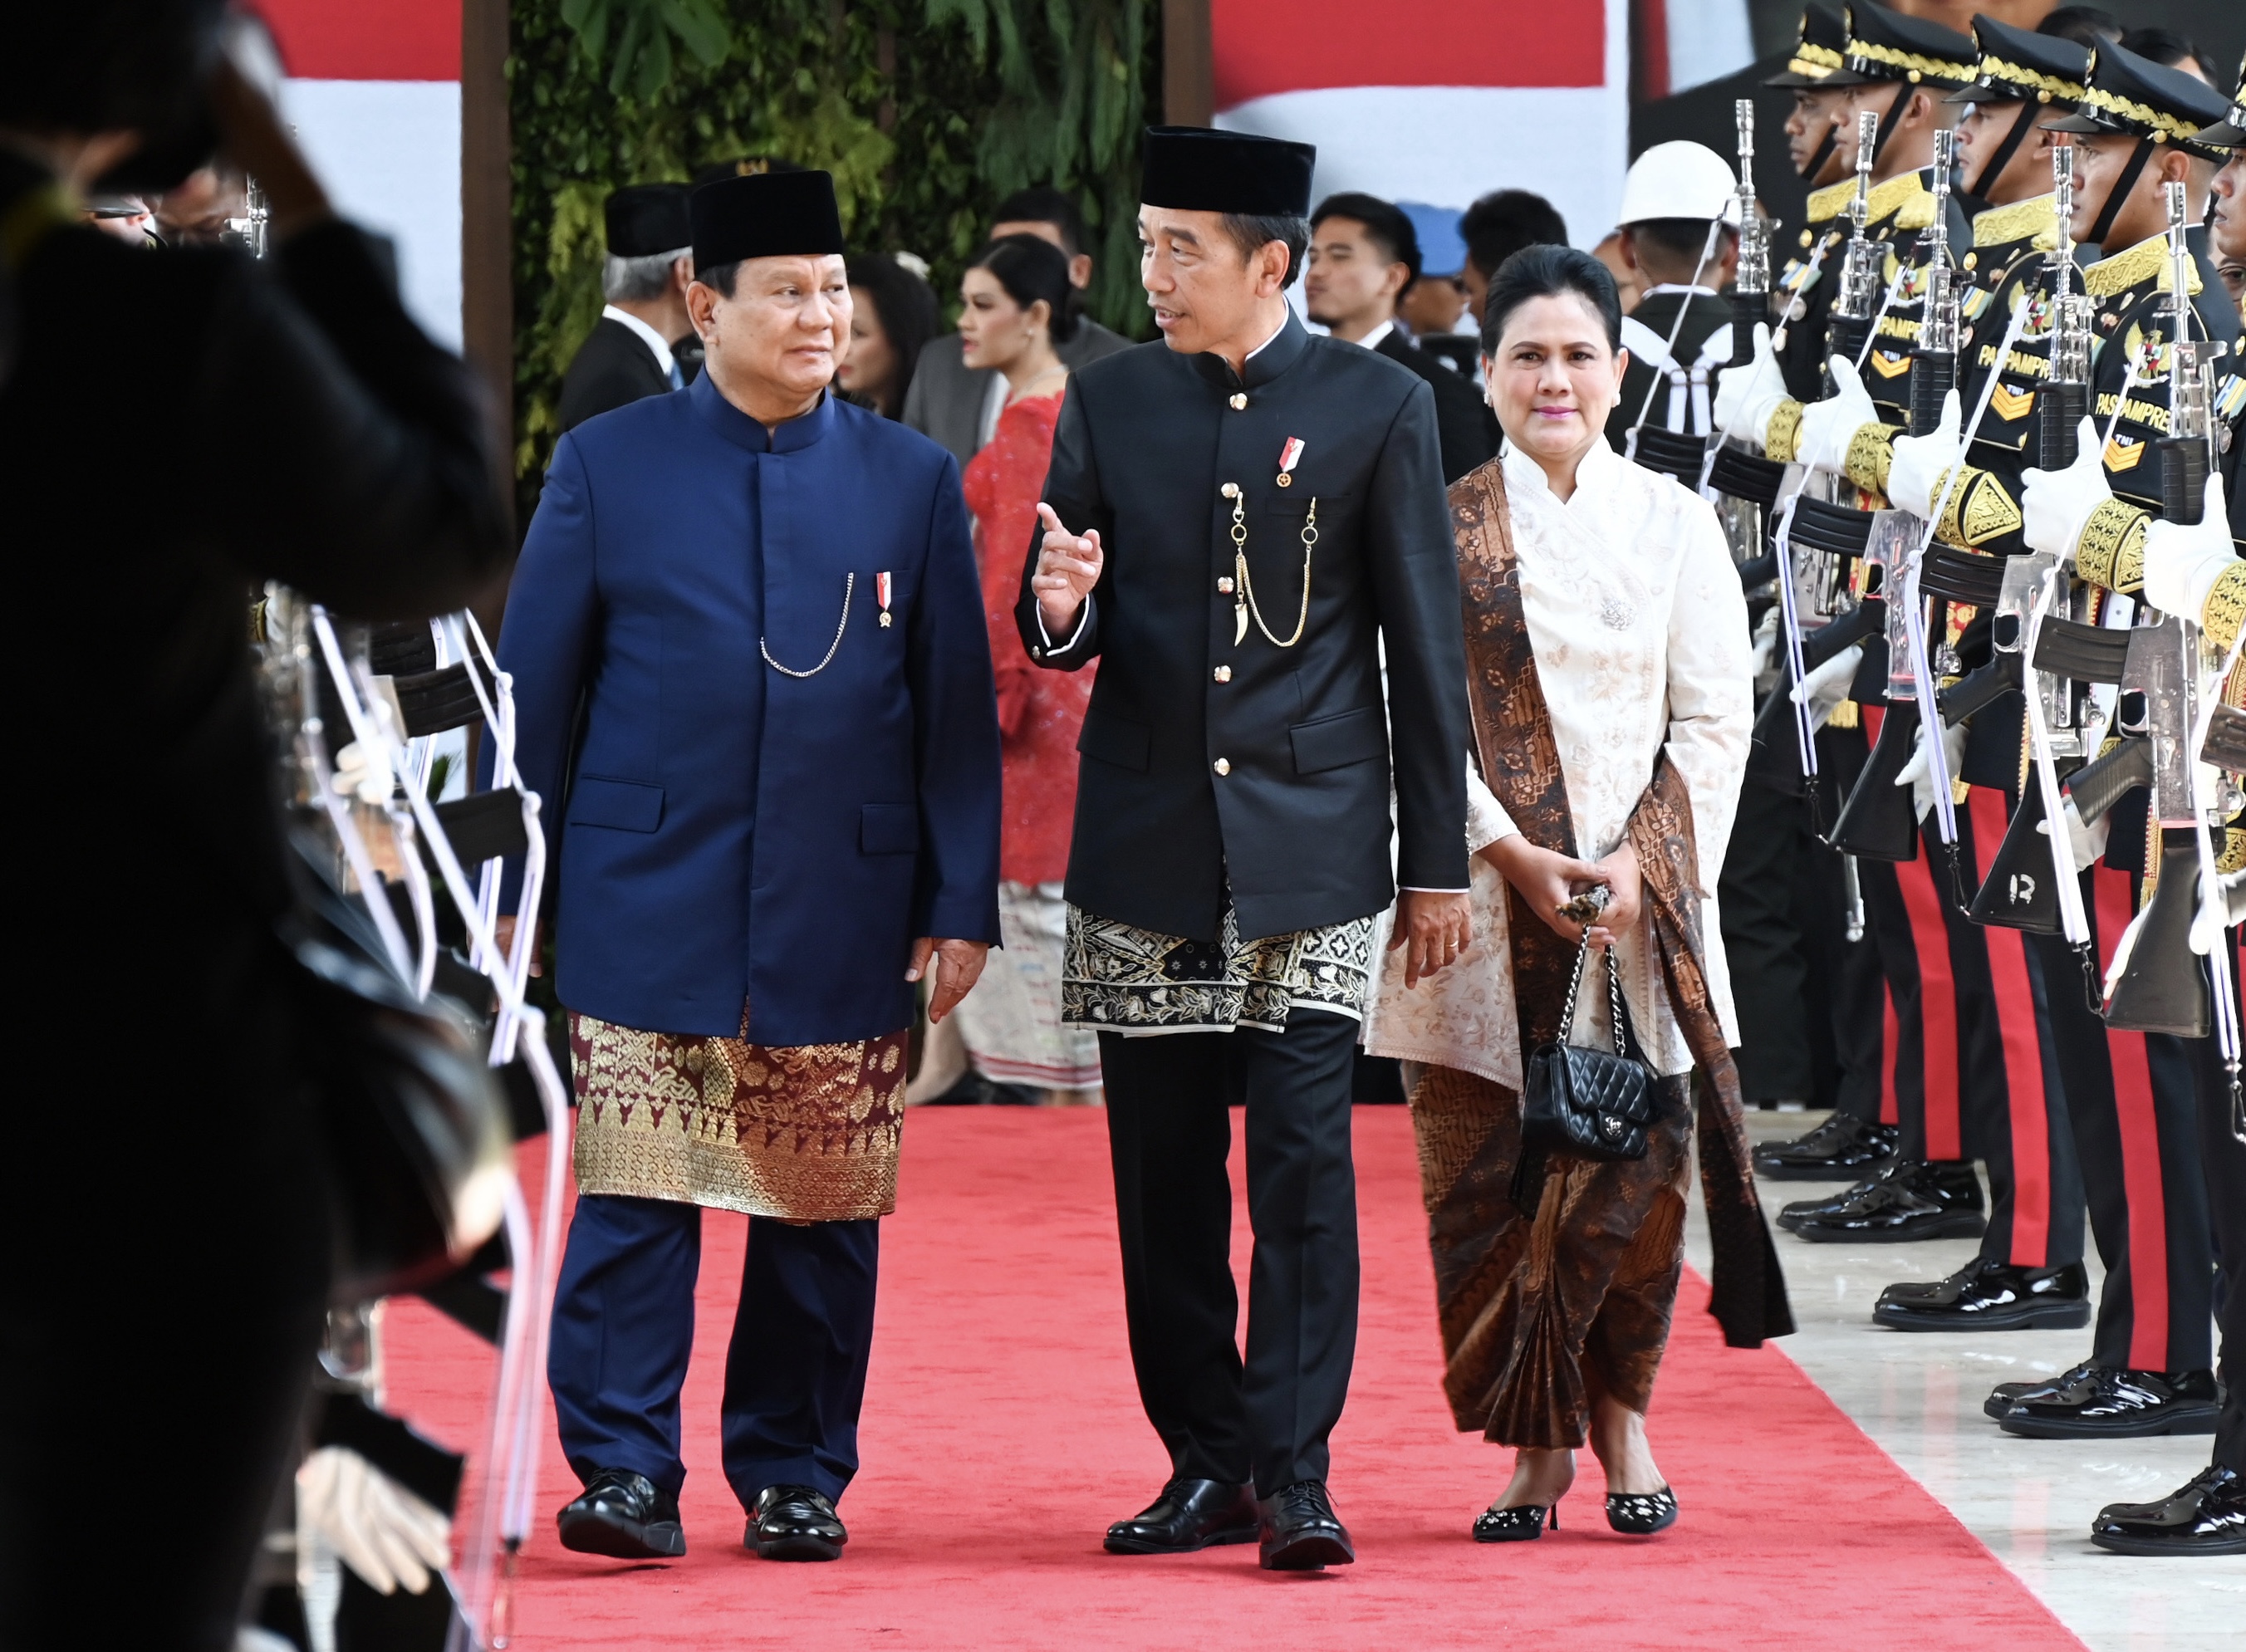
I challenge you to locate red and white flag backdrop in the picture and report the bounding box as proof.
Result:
[248,0,463,350]
[1211,0,1753,251]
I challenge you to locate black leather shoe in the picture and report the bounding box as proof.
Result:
[746,1484,846,1561]
[1788,1161,1986,1243]
[1776,1159,1915,1231]
[1873,1258,2091,1331]
[1258,1480,1356,1571]
[2091,1465,2246,1556]
[1984,1360,2097,1419]
[1754,1115,1900,1181]
[1999,1367,2221,1439]
[1103,1477,1259,1555]
[556,1468,686,1559]
[1606,1487,1678,1535]
[1474,1502,1556,1542]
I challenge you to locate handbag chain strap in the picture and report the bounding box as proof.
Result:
[1555,924,1635,1057]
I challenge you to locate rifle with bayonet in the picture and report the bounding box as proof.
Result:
[2038,145,2092,470]
[2102,182,2226,1037]
[1823,110,1883,396]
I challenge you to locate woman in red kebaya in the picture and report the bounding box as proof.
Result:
[953,233,1103,1101]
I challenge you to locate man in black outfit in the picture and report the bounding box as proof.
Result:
[1455,186,1567,329]
[0,8,511,1648]
[1304,191,1495,483]
[1018,126,1470,1572]
[557,181,694,431]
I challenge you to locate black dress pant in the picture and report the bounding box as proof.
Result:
[2198,1022,2246,1472]
[1098,1007,1361,1498]
[1720,776,1825,1104]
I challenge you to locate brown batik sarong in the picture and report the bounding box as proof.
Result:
[570,1010,909,1222]
[1414,458,1792,1449]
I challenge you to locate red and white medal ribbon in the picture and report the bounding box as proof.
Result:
[876,570,893,627]
[1277,437,1305,487]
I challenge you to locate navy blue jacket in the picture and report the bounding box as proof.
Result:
[500,372,1001,1043]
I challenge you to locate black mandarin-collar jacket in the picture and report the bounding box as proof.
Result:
[1014,311,1470,944]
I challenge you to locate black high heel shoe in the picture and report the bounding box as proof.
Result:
[1473,1502,1557,1542]
[1605,1487,1677,1535]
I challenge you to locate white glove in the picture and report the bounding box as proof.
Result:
[2141,473,2237,619]
[297,1445,451,1596]
[2020,417,2111,559]
[1791,643,1865,731]
[1712,322,1792,451]
[1886,387,1963,519]
[2045,795,2110,875]
[1892,714,1969,823]
[1751,606,1783,698]
[331,742,392,806]
[1797,353,1880,475]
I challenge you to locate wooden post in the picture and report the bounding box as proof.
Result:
[1162,0,1214,127]
[460,0,514,524]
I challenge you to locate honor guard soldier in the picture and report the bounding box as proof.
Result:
[1019,125,1471,1571]
[1765,4,1870,404]
[1986,47,2240,1444]
[1721,8,2031,1254]
[2102,52,2246,1558]
[501,168,1003,1564]
[557,183,695,432]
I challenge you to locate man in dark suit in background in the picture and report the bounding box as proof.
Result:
[903,185,1131,466]
[1303,192,1495,483]
[557,183,694,432]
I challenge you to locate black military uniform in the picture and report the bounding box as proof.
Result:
[1017,127,1468,1571]
[2075,56,2246,1556]
[557,184,692,433]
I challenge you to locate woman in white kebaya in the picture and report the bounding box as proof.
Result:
[1366,244,1784,1546]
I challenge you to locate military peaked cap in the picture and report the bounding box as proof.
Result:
[2043,41,2234,162]
[1943,15,2090,108]
[1822,4,1977,92]
[1764,4,1849,88]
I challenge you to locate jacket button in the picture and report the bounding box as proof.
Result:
[1229,393,1248,409]
[1031,645,1044,658]
[1214,665,1231,683]
[1214,757,1231,775]
[1218,576,1234,594]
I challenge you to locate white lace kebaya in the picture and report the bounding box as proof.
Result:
[1366,440,1753,1082]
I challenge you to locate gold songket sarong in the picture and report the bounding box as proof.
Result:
[569,1010,909,1221]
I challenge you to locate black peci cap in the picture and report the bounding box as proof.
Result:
[1764,4,1849,88]
[689,169,846,274]
[1942,14,2090,107]
[1140,126,1317,218]
[2187,52,2244,150]
[2042,41,2233,162]
[1821,4,1977,91]
[604,184,691,258]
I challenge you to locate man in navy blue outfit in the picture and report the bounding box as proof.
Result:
[497,169,1000,1563]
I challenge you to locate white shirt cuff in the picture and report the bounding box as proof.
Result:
[1035,596,1093,654]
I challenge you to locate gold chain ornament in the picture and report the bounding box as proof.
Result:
[1224,483,1317,649]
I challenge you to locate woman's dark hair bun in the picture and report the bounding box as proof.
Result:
[1477,243,1621,357]
[969,233,1081,344]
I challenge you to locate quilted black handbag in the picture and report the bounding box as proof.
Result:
[1513,921,1659,1211]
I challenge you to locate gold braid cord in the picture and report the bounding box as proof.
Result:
[2075,498,2149,593]
[2201,562,2246,652]
[1843,422,1895,497]
[1765,400,1805,464]
[1935,464,2023,548]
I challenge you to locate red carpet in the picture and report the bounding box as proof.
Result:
[387,1108,2084,1649]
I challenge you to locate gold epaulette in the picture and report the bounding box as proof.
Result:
[2075,497,2149,591]
[1806,177,1856,223]
[2084,233,2198,300]
[1878,171,1935,233]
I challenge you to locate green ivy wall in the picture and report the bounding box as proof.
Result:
[509,0,1160,517]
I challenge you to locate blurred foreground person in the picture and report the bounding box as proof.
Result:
[1022,125,1472,1571]
[0,6,511,1648]
[499,169,999,1565]
[1365,246,1785,1545]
